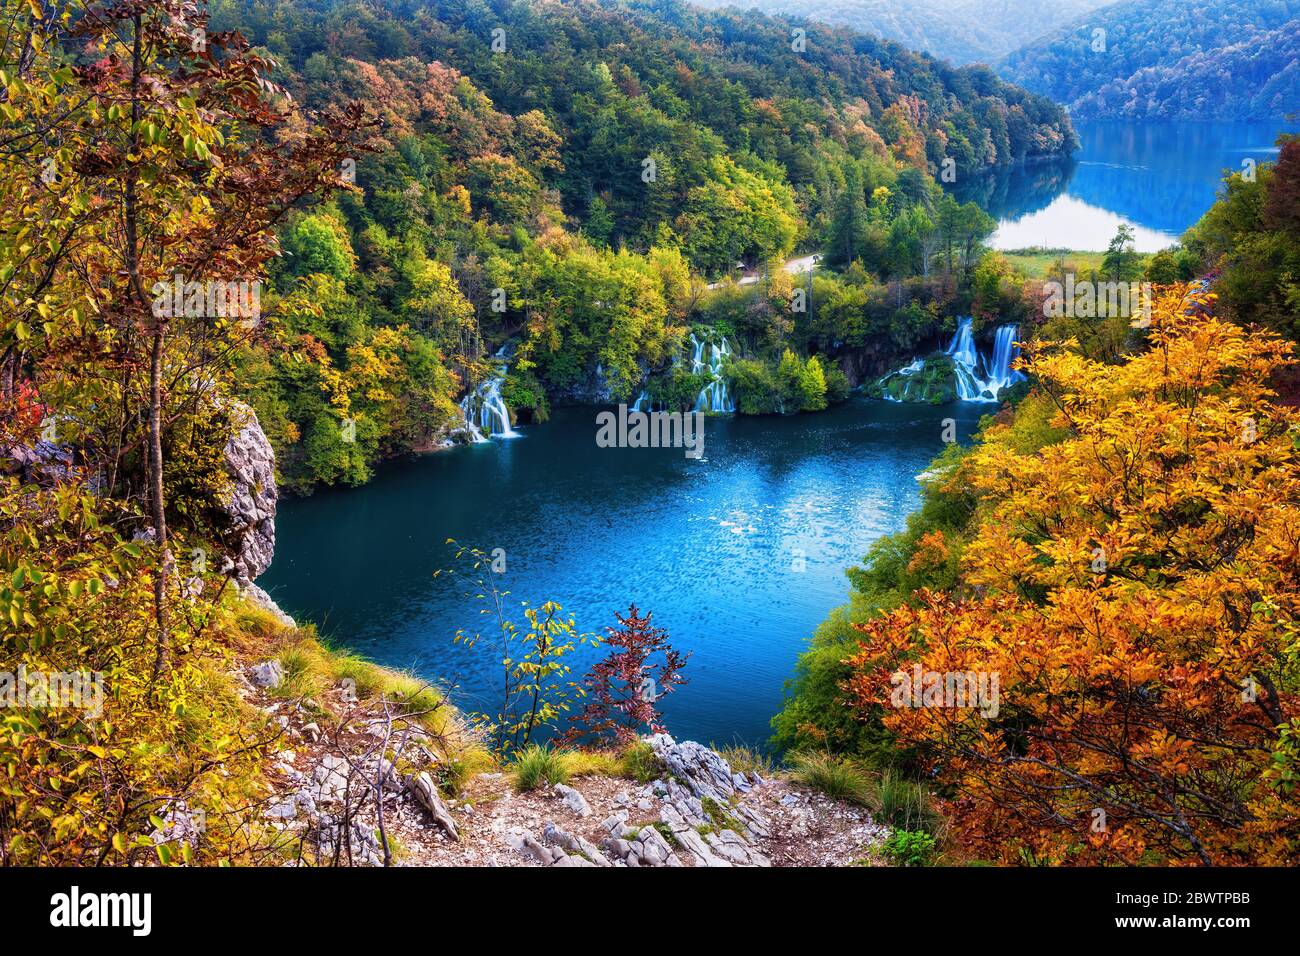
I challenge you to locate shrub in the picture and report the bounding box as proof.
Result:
[511,744,569,792]
[563,605,688,747]
[788,751,873,805]
[618,741,665,783]
[881,829,937,866]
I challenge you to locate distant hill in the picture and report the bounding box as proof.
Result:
[692,0,1111,65]
[999,0,1300,119]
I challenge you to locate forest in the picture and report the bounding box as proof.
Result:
[192,0,1077,492]
[999,0,1300,119]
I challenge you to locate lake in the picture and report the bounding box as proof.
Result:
[260,398,985,749]
[955,119,1298,251]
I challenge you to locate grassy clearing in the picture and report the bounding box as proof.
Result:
[1001,247,1149,279]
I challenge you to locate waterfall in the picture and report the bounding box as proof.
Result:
[459,349,519,441]
[875,358,925,402]
[689,332,735,413]
[875,318,1024,404]
[985,324,1026,395]
[941,317,1024,403]
[944,318,979,371]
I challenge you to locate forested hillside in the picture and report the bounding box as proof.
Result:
[694,0,1109,66]
[3,0,1298,875]
[1000,0,1300,119]
[194,0,1073,491]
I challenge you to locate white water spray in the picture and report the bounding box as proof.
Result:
[943,317,1024,403]
[459,348,519,441]
[689,332,735,413]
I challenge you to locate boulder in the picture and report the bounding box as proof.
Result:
[248,659,284,689]
[553,783,591,817]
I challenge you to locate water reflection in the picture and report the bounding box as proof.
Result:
[952,119,1297,251]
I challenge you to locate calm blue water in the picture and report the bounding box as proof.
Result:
[955,119,1298,251]
[260,398,984,748]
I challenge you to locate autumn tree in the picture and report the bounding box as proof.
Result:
[845,285,1300,865]
[2,0,370,676]
[565,605,689,746]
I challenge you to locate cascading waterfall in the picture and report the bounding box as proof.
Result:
[984,324,1026,395]
[876,319,1024,404]
[459,348,519,441]
[874,358,926,402]
[690,332,736,413]
[943,317,1024,403]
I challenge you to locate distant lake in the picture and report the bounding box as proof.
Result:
[954,120,1297,251]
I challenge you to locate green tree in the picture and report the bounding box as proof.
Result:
[828,165,870,267]
[1102,224,1143,281]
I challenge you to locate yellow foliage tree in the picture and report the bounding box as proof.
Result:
[846,285,1300,864]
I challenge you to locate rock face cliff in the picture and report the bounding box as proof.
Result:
[220,403,293,626]
[222,404,277,585]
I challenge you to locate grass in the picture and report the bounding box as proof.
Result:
[618,740,665,782]
[787,752,946,837]
[652,822,681,848]
[872,768,943,835]
[228,599,493,792]
[507,739,674,791]
[788,750,875,805]
[716,742,775,776]
[1001,246,1151,280]
[511,744,570,791]
[700,795,746,835]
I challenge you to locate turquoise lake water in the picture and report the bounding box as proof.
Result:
[260,398,984,748]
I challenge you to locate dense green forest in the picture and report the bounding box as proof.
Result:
[1000,0,1300,119]
[695,0,1109,67]
[197,0,1075,492]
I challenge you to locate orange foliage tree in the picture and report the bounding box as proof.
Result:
[845,285,1300,864]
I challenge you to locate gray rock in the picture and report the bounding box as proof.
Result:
[601,810,630,837]
[646,734,742,805]
[600,837,632,861]
[405,770,459,840]
[543,822,610,866]
[148,801,205,848]
[242,583,295,628]
[635,826,677,867]
[553,783,591,817]
[264,798,298,820]
[312,754,351,804]
[220,403,277,586]
[248,659,284,689]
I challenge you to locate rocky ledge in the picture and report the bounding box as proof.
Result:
[239,656,891,868]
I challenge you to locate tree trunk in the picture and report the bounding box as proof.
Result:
[123,13,171,681]
[148,327,170,680]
